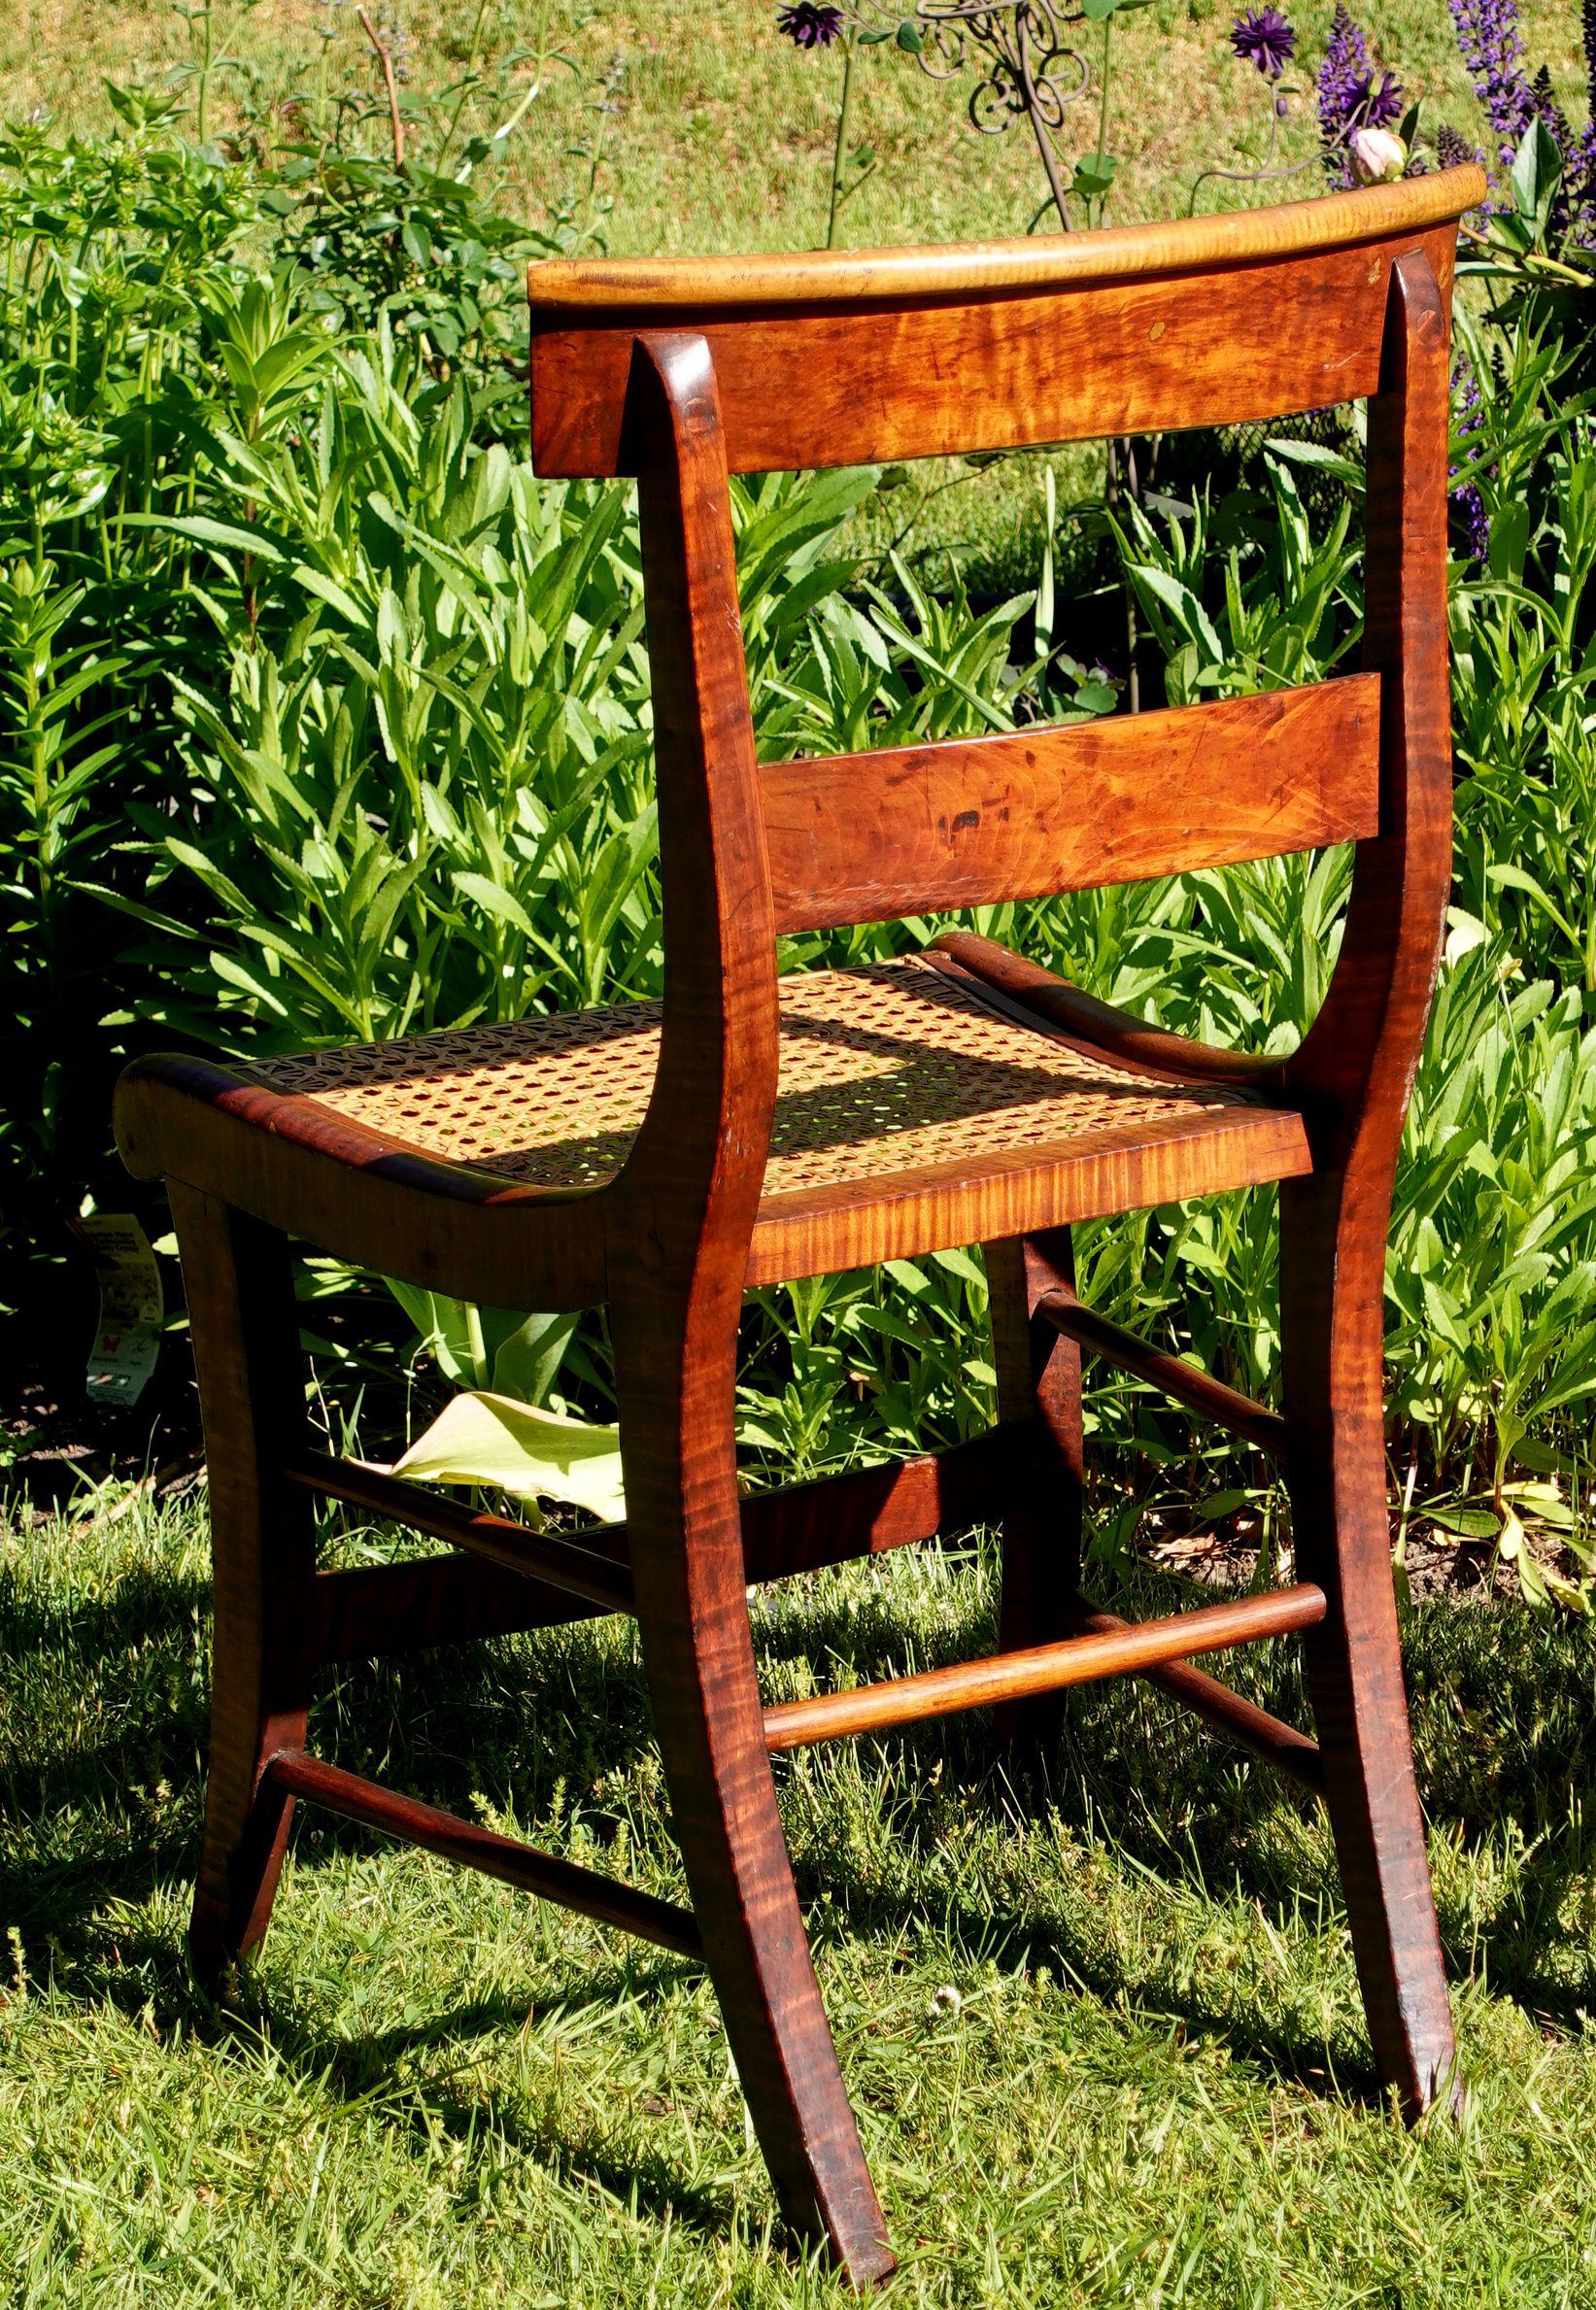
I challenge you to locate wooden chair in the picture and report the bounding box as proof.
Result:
[116,166,1485,2287]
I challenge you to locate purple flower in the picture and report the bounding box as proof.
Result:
[1317,6,1371,185]
[1362,70,1407,129]
[1455,479,1491,562]
[1230,8,1297,79]
[1446,0,1535,172]
[1448,0,1586,231]
[1317,9,1408,186]
[1436,121,1485,172]
[1449,363,1490,563]
[1574,120,1596,244]
[776,2,845,47]
[1529,62,1573,152]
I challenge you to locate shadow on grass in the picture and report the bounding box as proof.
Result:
[33,1896,745,2247]
[6,1535,1594,2213]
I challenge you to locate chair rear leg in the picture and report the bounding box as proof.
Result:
[169,1186,318,1984]
[1281,1176,1456,2115]
[986,1230,1084,1753]
[613,1300,895,2290]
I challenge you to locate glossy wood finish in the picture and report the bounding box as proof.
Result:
[763,1582,1328,1752]
[929,933,1288,1092]
[529,176,1482,479]
[746,1097,1314,1289]
[169,1186,319,1980]
[299,1430,1024,1667]
[1060,1598,1324,1794]
[297,1429,1021,1581]
[288,1453,636,1613]
[987,1230,1083,1752]
[306,1550,602,1665]
[119,991,1316,1311]
[1276,252,1460,2118]
[763,675,1379,933]
[735,1425,1023,1579]
[1036,1291,1289,1459]
[119,182,1473,2283]
[117,1048,607,1313]
[264,1749,702,1956]
[603,334,894,2285]
[529,171,1485,311]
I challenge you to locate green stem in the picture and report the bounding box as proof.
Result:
[1094,16,1113,224]
[197,1,215,146]
[435,0,492,175]
[465,1300,491,1392]
[826,35,857,252]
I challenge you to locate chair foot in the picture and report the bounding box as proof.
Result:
[1300,1579,1458,2116]
[171,1187,318,1980]
[615,1311,896,2288]
[189,1763,298,1985]
[1282,1180,1457,2118]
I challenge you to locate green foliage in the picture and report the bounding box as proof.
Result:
[3,89,1594,1599]
[1450,388,1596,990]
[0,99,266,1287]
[1390,959,1596,1528]
[1110,447,1363,702]
[0,70,606,1291]
[119,350,659,1041]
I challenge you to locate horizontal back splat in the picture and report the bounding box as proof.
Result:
[527,177,1474,478]
[761,675,1380,932]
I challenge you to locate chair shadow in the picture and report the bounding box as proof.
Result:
[8,1546,1595,2242]
[758,1563,1596,2049]
[4,1556,758,2247]
[43,1897,743,2246]
[304,966,1232,1194]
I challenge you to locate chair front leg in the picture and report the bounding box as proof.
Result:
[1280,1172,1457,2115]
[987,1230,1084,1755]
[612,1287,895,2290]
[170,1186,318,1982]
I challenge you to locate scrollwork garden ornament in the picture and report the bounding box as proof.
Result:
[913,3,1098,227]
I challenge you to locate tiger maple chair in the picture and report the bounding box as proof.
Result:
[116,165,1485,2287]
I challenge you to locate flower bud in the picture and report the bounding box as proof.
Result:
[1348,126,1408,185]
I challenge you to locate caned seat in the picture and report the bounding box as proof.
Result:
[118,168,1485,2290]
[199,955,1309,1283]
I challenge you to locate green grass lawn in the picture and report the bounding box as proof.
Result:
[4,1,1590,253]
[5,1489,1596,2303]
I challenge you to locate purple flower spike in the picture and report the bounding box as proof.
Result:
[777,2,845,47]
[1230,8,1297,79]
[1318,5,1372,185]
[1436,121,1486,172]
[1450,364,1490,564]
[1446,0,1535,172]
[1316,6,1407,186]
[1574,120,1596,244]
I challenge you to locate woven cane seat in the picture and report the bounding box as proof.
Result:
[246,956,1287,1207]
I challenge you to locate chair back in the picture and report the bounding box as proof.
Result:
[528,174,1480,943]
[526,172,1482,1234]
